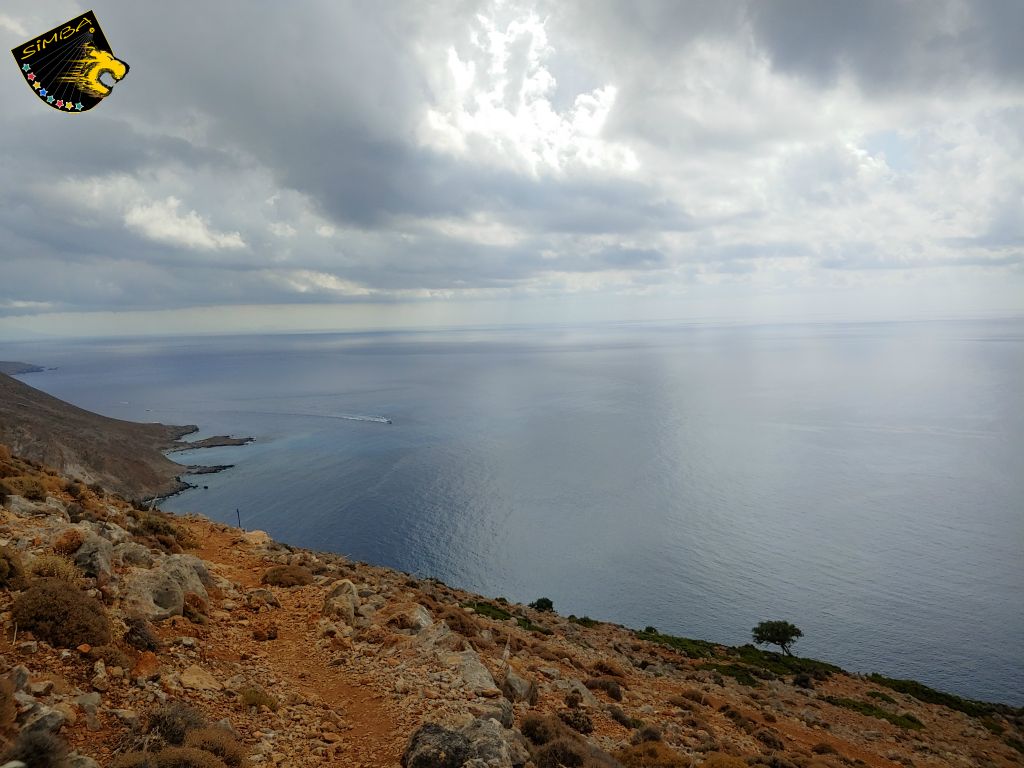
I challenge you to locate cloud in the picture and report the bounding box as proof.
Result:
[0,0,1021,327]
[124,197,245,250]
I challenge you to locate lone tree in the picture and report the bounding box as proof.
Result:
[752,620,803,656]
[529,597,554,613]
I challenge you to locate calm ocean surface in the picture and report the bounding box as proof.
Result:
[4,319,1022,704]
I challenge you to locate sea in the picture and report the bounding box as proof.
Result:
[3,318,1022,705]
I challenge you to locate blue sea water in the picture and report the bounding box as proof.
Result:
[4,318,1022,705]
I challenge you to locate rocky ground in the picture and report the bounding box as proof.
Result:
[0,445,1021,768]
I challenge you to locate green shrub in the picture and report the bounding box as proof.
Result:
[866,673,999,718]
[568,615,599,627]
[529,597,554,612]
[259,565,314,587]
[634,628,716,659]
[823,696,924,730]
[867,690,896,704]
[699,663,759,687]
[0,729,70,768]
[463,601,513,621]
[12,578,111,647]
[150,701,207,745]
[184,727,247,767]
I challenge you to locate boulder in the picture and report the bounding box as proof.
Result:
[121,555,211,620]
[181,665,222,691]
[500,668,538,705]
[113,542,154,568]
[402,719,529,768]
[446,651,499,696]
[322,579,359,625]
[73,533,113,579]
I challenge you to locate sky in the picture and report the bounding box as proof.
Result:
[1,1,1022,338]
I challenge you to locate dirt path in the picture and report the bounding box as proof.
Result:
[186,520,407,766]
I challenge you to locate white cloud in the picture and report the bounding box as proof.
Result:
[419,11,638,175]
[124,197,245,251]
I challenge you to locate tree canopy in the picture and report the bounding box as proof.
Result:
[752,620,803,655]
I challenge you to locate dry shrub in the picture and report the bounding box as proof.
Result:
[252,619,278,641]
[90,644,132,670]
[565,689,584,709]
[608,705,642,729]
[260,565,314,587]
[183,592,209,624]
[239,685,278,712]
[701,754,748,768]
[150,701,207,745]
[521,714,569,746]
[111,754,155,768]
[680,688,707,705]
[558,708,594,734]
[533,738,588,768]
[755,728,785,750]
[0,546,27,590]
[585,676,623,701]
[438,605,480,638]
[52,528,86,555]
[125,616,162,651]
[631,725,662,744]
[592,659,627,678]
[152,747,229,768]
[0,444,10,461]
[0,729,70,768]
[667,694,696,710]
[12,578,111,647]
[614,741,690,768]
[0,677,16,736]
[28,553,82,582]
[184,727,247,767]
[810,743,838,755]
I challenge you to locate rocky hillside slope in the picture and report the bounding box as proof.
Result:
[0,372,247,500]
[0,447,1021,768]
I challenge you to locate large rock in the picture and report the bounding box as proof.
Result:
[500,668,538,705]
[74,533,113,579]
[402,719,529,768]
[446,651,499,696]
[181,665,222,691]
[322,579,359,625]
[113,542,154,568]
[121,554,211,620]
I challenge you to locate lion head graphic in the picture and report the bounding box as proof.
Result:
[60,44,129,97]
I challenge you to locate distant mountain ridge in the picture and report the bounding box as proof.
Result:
[0,370,230,499]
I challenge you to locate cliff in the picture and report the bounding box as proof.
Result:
[0,447,1021,768]
[0,372,249,500]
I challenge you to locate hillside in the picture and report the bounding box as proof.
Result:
[0,447,1021,768]
[0,372,247,500]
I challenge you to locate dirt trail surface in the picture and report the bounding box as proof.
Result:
[188,521,409,766]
